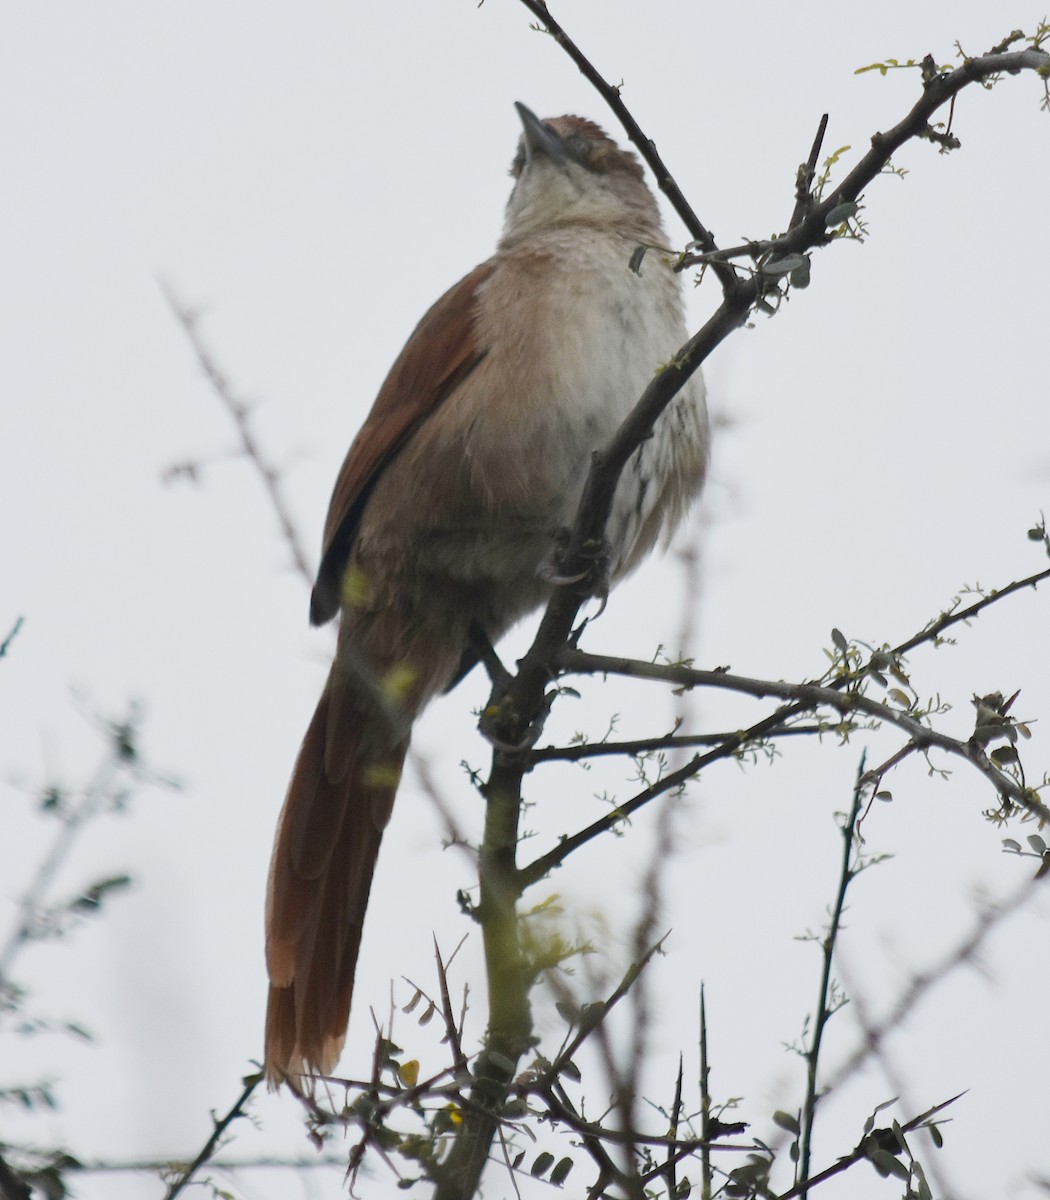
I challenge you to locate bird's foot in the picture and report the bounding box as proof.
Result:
[537,530,612,615]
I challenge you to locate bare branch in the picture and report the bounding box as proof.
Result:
[0,617,24,661]
[162,1075,261,1200]
[160,281,315,590]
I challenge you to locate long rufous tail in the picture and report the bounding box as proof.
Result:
[264,666,407,1084]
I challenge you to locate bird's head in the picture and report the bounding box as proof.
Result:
[502,103,663,245]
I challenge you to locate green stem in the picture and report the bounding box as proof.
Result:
[431,764,533,1199]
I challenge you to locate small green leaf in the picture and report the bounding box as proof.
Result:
[764,254,806,275]
[1026,834,1047,853]
[870,1149,909,1179]
[773,1110,801,1136]
[825,201,859,226]
[789,259,811,289]
[550,1156,574,1186]
[486,1051,517,1074]
[531,1151,555,1178]
[1002,838,1022,852]
[831,627,848,653]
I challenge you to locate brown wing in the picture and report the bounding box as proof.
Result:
[309,260,496,625]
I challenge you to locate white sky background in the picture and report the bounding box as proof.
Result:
[2,1,1049,1197]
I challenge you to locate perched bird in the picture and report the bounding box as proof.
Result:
[264,103,709,1084]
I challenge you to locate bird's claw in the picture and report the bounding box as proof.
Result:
[537,531,612,613]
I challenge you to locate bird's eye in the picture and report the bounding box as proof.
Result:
[565,134,599,172]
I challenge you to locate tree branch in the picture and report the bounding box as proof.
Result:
[683,47,1050,270]
[162,1075,260,1200]
[161,281,316,590]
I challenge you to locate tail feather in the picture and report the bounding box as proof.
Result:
[264,675,406,1084]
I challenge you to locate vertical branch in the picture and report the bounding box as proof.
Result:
[665,1055,685,1200]
[798,756,866,1195]
[699,985,713,1200]
[431,757,533,1200]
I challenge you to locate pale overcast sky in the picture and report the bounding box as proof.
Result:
[2,2,1048,1198]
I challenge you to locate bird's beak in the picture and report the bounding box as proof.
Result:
[514,102,567,164]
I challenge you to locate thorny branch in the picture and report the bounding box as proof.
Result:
[162,1076,261,1200]
[681,46,1050,271]
[161,281,316,590]
[829,867,1048,1099]
[798,761,866,1195]
[515,555,1050,886]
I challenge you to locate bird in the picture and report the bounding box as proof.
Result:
[264,102,709,1085]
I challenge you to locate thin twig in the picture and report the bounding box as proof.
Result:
[535,1087,754,1156]
[515,0,730,277]
[519,628,1050,890]
[889,564,1048,659]
[681,45,1050,271]
[776,1092,965,1200]
[72,1154,346,1174]
[160,280,315,590]
[0,618,24,660]
[528,725,824,764]
[798,757,866,1195]
[553,649,1048,815]
[699,985,713,1200]
[0,704,148,983]
[541,937,668,1085]
[162,1075,261,1200]
[433,936,469,1075]
[828,869,1049,1097]
[786,113,830,232]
